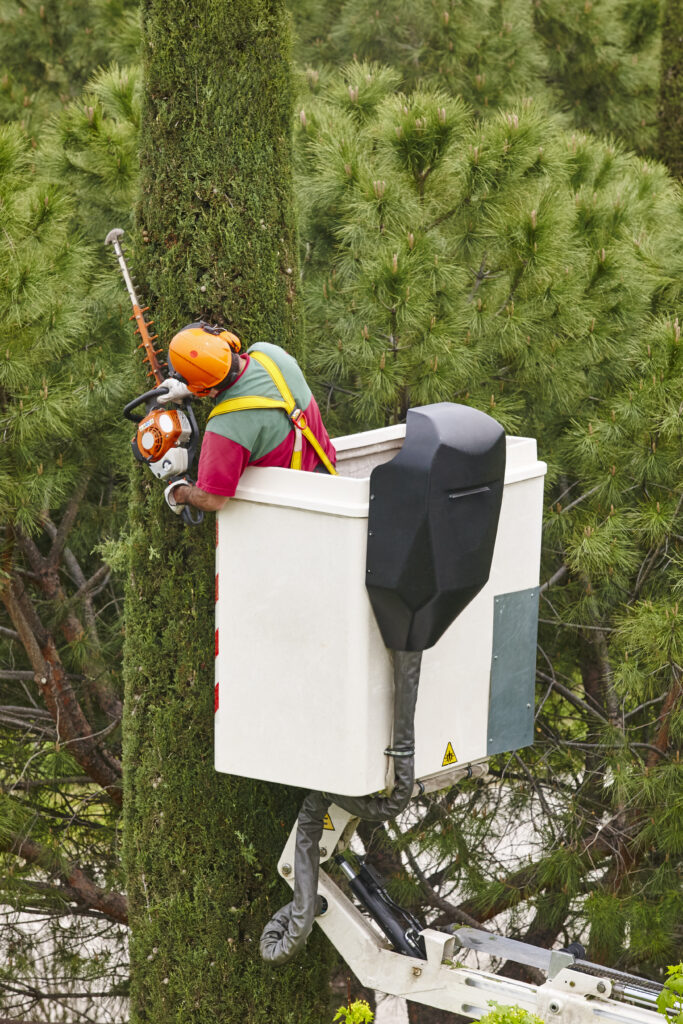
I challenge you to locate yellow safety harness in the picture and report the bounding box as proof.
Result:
[207,350,337,475]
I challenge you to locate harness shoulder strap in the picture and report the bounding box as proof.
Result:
[207,350,337,475]
[207,395,286,419]
[250,351,296,409]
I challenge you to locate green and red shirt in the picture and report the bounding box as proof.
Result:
[196,342,336,496]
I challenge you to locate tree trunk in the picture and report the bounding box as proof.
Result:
[123,2,333,1021]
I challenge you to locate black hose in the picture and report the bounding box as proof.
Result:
[259,651,422,965]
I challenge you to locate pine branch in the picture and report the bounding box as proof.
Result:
[13,530,45,579]
[539,565,568,593]
[0,625,20,640]
[42,519,123,724]
[646,675,682,768]
[0,980,122,1000]
[513,752,554,821]
[0,1017,46,1023]
[403,844,486,930]
[46,476,90,569]
[536,671,609,723]
[2,831,127,924]
[0,776,91,792]
[0,711,56,739]
[14,528,85,645]
[455,827,618,922]
[0,582,122,804]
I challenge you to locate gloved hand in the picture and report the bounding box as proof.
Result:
[164,477,190,514]
[154,377,192,404]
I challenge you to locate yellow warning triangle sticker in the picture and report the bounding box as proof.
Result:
[322,813,335,831]
[442,741,457,767]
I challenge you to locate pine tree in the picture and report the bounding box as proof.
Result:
[534,0,662,154]
[0,119,133,1018]
[293,0,552,118]
[122,3,334,1023]
[0,0,139,135]
[294,62,683,980]
[289,0,663,153]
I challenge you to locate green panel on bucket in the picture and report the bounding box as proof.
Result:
[487,587,540,756]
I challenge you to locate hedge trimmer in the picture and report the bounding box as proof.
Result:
[105,228,203,526]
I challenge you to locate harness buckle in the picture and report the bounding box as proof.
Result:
[290,408,307,431]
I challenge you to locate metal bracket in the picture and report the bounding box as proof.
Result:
[421,928,455,968]
[277,803,356,879]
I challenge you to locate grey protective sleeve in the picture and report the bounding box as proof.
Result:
[259,651,422,964]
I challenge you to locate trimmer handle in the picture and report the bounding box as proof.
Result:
[123,387,169,422]
[181,504,204,527]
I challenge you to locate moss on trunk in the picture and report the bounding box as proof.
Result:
[122,2,333,1021]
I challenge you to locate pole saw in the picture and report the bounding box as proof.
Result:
[105,228,203,527]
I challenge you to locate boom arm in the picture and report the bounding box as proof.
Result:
[276,788,663,1024]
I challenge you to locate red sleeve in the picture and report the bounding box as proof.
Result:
[197,430,251,497]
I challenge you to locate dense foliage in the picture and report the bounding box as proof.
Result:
[0,110,134,1017]
[290,0,664,154]
[0,0,139,135]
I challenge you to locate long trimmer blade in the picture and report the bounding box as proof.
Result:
[105,228,166,385]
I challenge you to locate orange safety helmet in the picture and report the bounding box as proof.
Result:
[168,322,242,395]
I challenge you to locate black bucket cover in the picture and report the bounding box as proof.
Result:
[366,403,506,651]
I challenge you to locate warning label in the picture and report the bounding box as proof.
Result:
[322,813,335,831]
[442,741,457,767]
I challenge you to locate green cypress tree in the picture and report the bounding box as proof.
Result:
[658,0,683,175]
[122,3,333,1022]
[294,62,683,978]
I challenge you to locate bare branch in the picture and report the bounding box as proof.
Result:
[555,484,600,515]
[646,679,682,767]
[539,565,568,593]
[46,476,90,569]
[70,564,111,605]
[13,529,46,578]
[0,776,91,793]
[536,671,609,723]
[0,712,56,739]
[1,582,122,803]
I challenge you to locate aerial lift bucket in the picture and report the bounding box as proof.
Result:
[215,404,545,795]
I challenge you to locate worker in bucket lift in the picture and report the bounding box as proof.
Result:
[155,323,337,514]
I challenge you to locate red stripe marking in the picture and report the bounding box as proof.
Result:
[215,628,219,657]
[214,682,219,712]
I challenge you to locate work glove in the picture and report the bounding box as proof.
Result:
[154,377,192,404]
[164,477,190,515]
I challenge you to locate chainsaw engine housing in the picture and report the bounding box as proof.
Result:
[132,408,191,480]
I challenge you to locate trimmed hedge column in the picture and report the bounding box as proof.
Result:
[659,0,683,177]
[122,2,333,1022]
